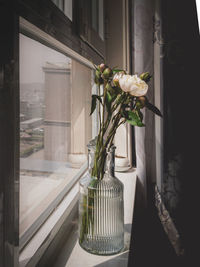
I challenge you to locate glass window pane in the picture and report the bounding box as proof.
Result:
[99,0,104,40]
[64,0,73,21]
[92,0,98,32]
[52,0,64,11]
[19,34,95,238]
[91,0,104,40]
[51,0,73,21]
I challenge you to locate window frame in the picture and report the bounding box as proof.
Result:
[0,2,20,266]
[19,16,98,250]
[17,0,104,252]
[19,0,104,65]
[77,0,105,57]
[0,1,133,265]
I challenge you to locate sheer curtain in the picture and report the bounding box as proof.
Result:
[131,0,156,203]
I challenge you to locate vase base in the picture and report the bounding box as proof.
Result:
[79,235,124,256]
[79,241,124,256]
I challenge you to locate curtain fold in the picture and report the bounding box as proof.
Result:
[131,0,156,203]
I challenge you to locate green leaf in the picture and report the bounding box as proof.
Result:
[126,110,145,127]
[112,68,124,74]
[90,95,97,115]
[146,102,162,117]
[96,95,103,104]
[90,95,102,115]
[106,90,112,103]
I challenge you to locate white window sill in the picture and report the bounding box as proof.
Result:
[51,169,137,267]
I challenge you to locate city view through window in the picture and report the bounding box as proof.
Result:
[19,34,95,239]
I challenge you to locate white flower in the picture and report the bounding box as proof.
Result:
[119,74,148,96]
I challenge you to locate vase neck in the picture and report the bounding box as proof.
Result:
[87,144,115,178]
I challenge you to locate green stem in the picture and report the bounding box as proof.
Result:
[98,83,102,132]
[91,91,128,179]
[79,194,88,244]
[79,184,98,244]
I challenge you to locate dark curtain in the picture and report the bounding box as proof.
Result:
[128,0,200,266]
[161,0,199,263]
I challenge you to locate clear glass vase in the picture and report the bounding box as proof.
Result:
[78,140,124,255]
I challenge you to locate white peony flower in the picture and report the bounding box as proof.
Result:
[118,74,148,96]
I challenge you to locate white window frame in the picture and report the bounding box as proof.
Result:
[19,16,96,251]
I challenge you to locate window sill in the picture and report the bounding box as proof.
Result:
[19,168,136,267]
[19,176,81,267]
[19,160,87,248]
[50,169,137,267]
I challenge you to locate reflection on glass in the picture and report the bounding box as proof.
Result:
[19,34,94,237]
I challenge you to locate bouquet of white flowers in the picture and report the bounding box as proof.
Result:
[79,63,162,254]
[90,63,162,179]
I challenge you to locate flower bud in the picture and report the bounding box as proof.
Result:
[136,96,146,108]
[95,69,101,79]
[95,69,104,84]
[113,78,120,87]
[140,72,152,82]
[99,63,107,73]
[102,67,113,80]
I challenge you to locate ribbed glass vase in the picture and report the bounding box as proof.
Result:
[78,140,124,255]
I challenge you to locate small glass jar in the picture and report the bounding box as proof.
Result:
[78,140,124,255]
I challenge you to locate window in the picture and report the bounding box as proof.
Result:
[91,0,104,41]
[0,0,105,264]
[77,0,105,57]
[51,0,73,21]
[19,32,98,248]
[0,0,133,265]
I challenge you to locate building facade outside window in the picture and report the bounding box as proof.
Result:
[19,33,98,248]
